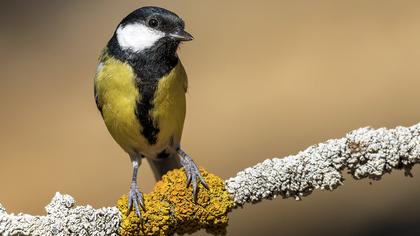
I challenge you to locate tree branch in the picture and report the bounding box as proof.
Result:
[0,192,121,236]
[0,123,418,235]
[225,123,419,205]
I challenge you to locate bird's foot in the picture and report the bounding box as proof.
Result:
[127,183,146,221]
[178,149,209,202]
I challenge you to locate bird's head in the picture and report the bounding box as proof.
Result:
[112,6,192,55]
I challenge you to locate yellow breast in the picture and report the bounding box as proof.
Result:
[94,53,187,155]
[152,61,188,149]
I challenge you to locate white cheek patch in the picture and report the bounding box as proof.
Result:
[116,23,165,52]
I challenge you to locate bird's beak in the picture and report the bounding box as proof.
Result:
[169,30,193,41]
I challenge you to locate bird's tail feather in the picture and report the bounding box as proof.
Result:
[147,154,182,181]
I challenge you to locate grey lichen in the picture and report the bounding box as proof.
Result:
[225,123,420,205]
[0,192,121,236]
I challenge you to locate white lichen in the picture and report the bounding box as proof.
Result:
[225,123,420,205]
[0,192,121,236]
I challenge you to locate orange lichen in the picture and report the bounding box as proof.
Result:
[117,168,234,235]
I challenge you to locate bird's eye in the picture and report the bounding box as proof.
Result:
[148,18,159,28]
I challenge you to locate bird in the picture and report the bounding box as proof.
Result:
[93,6,208,219]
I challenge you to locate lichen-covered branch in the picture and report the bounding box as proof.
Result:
[225,123,420,205]
[0,170,233,236]
[0,192,121,236]
[0,123,419,235]
[117,169,233,235]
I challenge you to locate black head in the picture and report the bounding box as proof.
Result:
[106,7,192,79]
[111,6,192,54]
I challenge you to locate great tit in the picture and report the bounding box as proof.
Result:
[94,6,208,219]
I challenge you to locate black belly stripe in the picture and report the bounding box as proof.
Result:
[135,78,160,145]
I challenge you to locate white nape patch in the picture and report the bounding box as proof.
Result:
[116,23,165,52]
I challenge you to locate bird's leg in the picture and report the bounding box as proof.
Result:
[127,154,146,220]
[177,148,209,202]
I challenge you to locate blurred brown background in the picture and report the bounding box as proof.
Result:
[0,1,419,235]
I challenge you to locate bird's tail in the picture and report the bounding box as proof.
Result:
[147,154,182,181]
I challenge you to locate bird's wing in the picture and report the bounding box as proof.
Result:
[179,61,188,93]
[93,50,108,115]
[94,83,103,115]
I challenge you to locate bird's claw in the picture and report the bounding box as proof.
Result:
[179,151,209,202]
[127,183,146,222]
